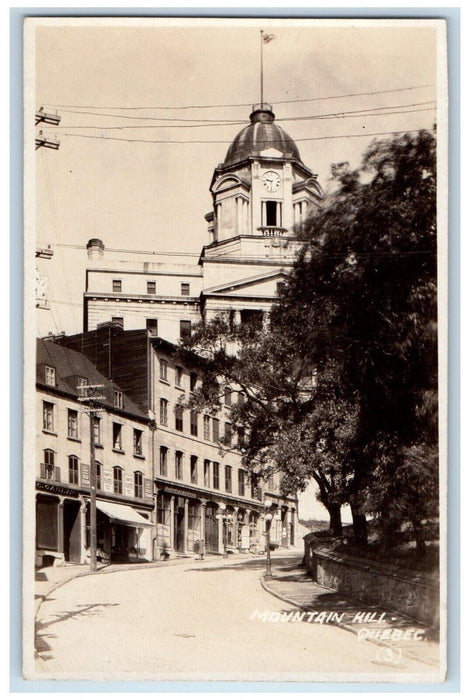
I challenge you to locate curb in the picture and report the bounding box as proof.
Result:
[259,575,439,668]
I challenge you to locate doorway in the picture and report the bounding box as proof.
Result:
[63,500,81,563]
[205,503,219,553]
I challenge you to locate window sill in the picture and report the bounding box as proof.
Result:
[94,443,104,449]
[175,385,185,392]
[133,453,145,460]
[112,448,125,455]
[67,436,81,443]
[159,379,170,386]
[42,430,57,437]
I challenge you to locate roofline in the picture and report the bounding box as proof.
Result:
[210,155,314,190]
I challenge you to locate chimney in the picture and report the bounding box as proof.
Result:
[86,238,105,260]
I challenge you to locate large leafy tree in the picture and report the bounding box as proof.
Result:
[183,129,438,551]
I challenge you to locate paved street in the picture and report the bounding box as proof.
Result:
[35,553,440,681]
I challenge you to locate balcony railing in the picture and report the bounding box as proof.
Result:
[257,226,288,237]
[40,463,61,482]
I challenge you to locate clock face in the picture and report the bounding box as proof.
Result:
[262,170,280,192]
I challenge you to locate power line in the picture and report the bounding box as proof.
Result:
[42,83,435,111]
[56,126,436,147]
[43,103,436,131]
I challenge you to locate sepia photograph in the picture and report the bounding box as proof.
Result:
[23,16,447,683]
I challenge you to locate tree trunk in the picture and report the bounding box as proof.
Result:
[412,518,426,558]
[350,505,368,545]
[327,502,343,537]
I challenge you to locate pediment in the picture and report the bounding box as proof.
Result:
[203,269,290,298]
[212,174,250,194]
[260,147,283,159]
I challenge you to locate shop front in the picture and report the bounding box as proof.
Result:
[94,500,153,562]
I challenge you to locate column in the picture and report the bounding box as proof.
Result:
[218,506,224,555]
[234,310,241,326]
[183,498,189,554]
[290,507,296,546]
[233,506,239,550]
[169,495,175,552]
[79,500,87,564]
[57,499,64,561]
[237,197,243,235]
[200,500,206,554]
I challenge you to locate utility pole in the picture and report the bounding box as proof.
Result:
[78,384,105,572]
[35,107,61,150]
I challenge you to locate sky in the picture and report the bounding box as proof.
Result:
[29,18,441,519]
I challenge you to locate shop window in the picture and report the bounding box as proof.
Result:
[175,451,183,480]
[212,418,220,443]
[45,365,55,387]
[181,282,190,296]
[160,447,168,476]
[112,279,122,293]
[160,359,168,381]
[225,465,232,493]
[114,390,123,409]
[160,398,168,426]
[134,471,143,498]
[68,455,79,485]
[204,459,210,487]
[146,318,158,336]
[180,320,191,340]
[203,415,210,440]
[133,429,143,456]
[67,409,79,439]
[113,423,123,451]
[190,455,198,484]
[213,462,220,490]
[42,401,54,432]
[113,466,123,494]
[238,468,245,496]
[190,410,198,436]
[147,280,156,295]
[175,405,184,432]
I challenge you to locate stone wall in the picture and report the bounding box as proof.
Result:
[304,535,439,627]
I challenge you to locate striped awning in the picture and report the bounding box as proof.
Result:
[96,500,153,528]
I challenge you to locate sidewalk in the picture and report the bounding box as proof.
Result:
[260,556,440,668]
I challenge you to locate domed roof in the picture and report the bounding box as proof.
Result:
[224,104,301,166]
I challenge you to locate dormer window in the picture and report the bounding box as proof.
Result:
[45,366,55,387]
[114,390,123,409]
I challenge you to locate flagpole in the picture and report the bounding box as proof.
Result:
[260,30,264,105]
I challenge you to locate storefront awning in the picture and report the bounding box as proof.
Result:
[96,500,153,528]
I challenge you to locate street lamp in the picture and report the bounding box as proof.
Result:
[216,504,233,559]
[264,498,274,579]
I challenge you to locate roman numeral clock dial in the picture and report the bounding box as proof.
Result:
[262,170,280,192]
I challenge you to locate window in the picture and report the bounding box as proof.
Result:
[265,200,281,226]
[111,316,124,328]
[203,415,211,440]
[159,359,168,381]
[268,472,275,491]
[175,451,183,480]
[276,281,285,295]
[180,320,191,340]
[190,455,198,484]
[41,449,56,481]
[251,474,260,500]
[112,279,122,293]
[181,282,190,296]
[237,427,245,449]
[45,366,55,386]
[238,469,245,496]
[225,465,232,493]
[175,405,183,432]
[159,398,168,426]
[146,318,158,336]
[147,280,156,295]
[160,447,168,476]
[224,386,232,406]
[204,460,211,487]
[95,461,102,490]
[175,366,183,388]
[93,417,101,445]
[134,471,143,498]
[68,455,79,485]
[212,418,220,443]
[238,391,245,405]
[190,372,197,392]
[113,466,123,494]
[190,410,198,437]
[112,423,122,450]
[213,462,220,490]
[114,390,123,409]
[42,401,54,432]
[77,377,87,394]
[224,422,232,444]
[240,309,264,330]
[133,429,143,456]
[67,409,79,439]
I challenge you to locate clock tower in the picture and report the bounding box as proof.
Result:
[205,103,323,243]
